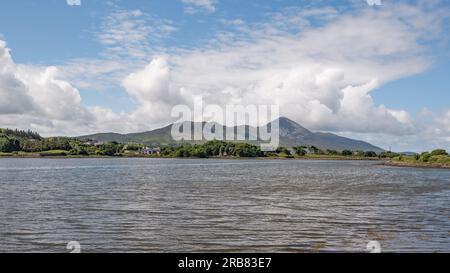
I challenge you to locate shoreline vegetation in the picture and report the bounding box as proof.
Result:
[385,149,450,169]
[384,161,450,169]
[1,128,449,169]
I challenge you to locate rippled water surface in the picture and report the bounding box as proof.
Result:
[0,158,449,253]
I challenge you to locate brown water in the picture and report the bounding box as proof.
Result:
[0,158,449,253]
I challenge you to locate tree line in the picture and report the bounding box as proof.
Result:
[2,127,446,159]
[0,128,123,155]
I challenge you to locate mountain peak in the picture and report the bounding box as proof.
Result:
[276,117,312,137]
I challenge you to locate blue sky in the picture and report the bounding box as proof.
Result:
[0,0,449,151]
[373,63,450,114]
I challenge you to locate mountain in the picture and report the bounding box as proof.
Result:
[79,117,384,152]
[81,125,174,145]
[275,117,384,152]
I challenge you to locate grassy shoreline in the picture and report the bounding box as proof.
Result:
[384,151,450,170]
[384,161,450,169]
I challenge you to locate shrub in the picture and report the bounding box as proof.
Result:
[364,151,377,157]
[0,136,20,152]
[276,146,291,155]
[428,155,450,164]
[419,152,431,162]
[430,149,448,156]
[341,150,353,156]
[293,146,307,156]
[309,146,321,154]
[379,151,399,158]
[96,142,123,156]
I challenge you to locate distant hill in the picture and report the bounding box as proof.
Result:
[275,118,384,152]
[78,117,384,152]
[78,125,175,146]
[400,152,418,156]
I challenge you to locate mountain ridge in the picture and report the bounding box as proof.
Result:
[79,117,384,152]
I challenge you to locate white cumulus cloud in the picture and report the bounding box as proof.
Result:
[66,0,81,6]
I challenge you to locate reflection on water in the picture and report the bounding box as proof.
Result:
[0,158,449,253]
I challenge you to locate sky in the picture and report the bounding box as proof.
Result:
[0,0,449,152]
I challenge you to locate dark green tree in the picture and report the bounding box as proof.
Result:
[341,150,353,156]
[0,136,20,152]
[293,146,307,156]
[430,149,448,156]
[364,151,377,157]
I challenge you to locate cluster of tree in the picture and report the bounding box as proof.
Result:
[0,128,127,156]
[20,137,73,152]
[291,146,320,156]
[378,151,401,158]
[391,149,449,166]
[124,144,144,151]
[150,142,387,159]
[0,135,21,153]
[0,135,81,154]
[158,140,265,158]
[291,146,380,158]
[0,128,41,140]
[0,128,42,153]
[413,149,449,163]
[94,142,124,156]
